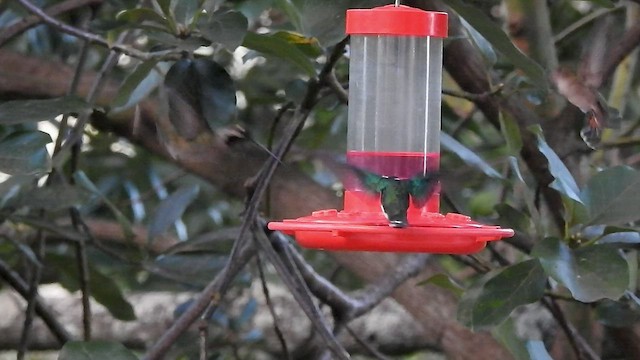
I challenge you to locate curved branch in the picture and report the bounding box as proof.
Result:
[599,22,640,87]
[0,259,72,344]
[0,0,103,47]
[15,0,179,61]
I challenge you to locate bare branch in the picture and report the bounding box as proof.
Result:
[143,239,257,360]
[599,21,640,87]
[0,259,72,344]
[253,222,350,360]
[256,254,291,360]
[275,228,430,322]
[17,229,46,360]
[15,0,179,61]
[0,0,103,47]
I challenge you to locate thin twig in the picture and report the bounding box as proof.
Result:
[0,259,72,344]
[71,210,93,340]
[599,21,640,87]
[15,0,179,61]
[145,36,350,360]
[442,84,504,102]
[254,221,350,360]
[541,297,599,360]
[277,229,430,321]
[17,228,46,360]
[256,254,290,360]
[325,70,349,104]
[61,10,95,341]
[0,0,103,47]
[553,5,622,44]
[199,324,207,360]
[143,239,257,360]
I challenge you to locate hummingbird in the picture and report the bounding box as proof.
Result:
[550,67,622,149]
[347,165,440,228]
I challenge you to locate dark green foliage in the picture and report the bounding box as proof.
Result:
[58,341,138,360]
[532,237,628,302]
[2,0,640,358]
[457,259,546,329]
[164,58,237,135]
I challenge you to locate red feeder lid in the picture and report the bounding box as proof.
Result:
[346,5,448,37]
[268,210,514,254]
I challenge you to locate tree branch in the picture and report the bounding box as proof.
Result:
[599,21,640,87]
[15,0,179,61]
[0,43,513,358]
[0,0,103,47]
[0,259,72,344]
[142,238,257,360]
[253,222,350,360]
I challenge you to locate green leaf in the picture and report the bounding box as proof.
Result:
[0,175,29,209]
[530,126,582,204]
[0,96,90,124]
[173,0,200,26]
[164,58,237,133]
[151,253,228,286]
[586,0,615,8]
[153,0,172,19]
[288,0,386,46]
[445,0,547,90]
[243,31,316,76]
[458,259,546,330]
[459,17,497,65]
[273,31,323,58]
[111,60,161,112]
[595,299,640,328]
[115,8,172,30]
[148,184,199,241]
[441,133,503,179]
[495,203,532,232]
[16,184,91,211]
[162,227,237,255]
[416,273,464,297]
[275,0,303,32]
[74,171,135,241]
[597,230,640,246]
[59,341,138,360]
[499,112,522,155]
[198,9,248,50]
[0,131,51,175]
[493,319,530,360]
[49,254,136,321]
[532,237,628,302]
[580,166,640,225]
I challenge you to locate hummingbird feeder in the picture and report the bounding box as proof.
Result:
[268,3,514,253]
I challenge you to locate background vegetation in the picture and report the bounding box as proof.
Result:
[1,0,640,359]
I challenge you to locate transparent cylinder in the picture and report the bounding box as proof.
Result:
[346,34,443,213]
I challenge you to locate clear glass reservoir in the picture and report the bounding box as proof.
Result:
[345,5,448,213]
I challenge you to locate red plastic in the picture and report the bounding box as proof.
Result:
[268,152,514,254]
[268,209,513,254]
[345,151,440,212]
[346,5,448,37]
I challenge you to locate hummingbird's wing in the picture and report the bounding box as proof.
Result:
[407,172,439,208]
[345,165,392,193]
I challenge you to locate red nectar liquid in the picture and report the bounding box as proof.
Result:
[344,151,440,214]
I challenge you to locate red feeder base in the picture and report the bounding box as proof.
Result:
[268,209,514,254]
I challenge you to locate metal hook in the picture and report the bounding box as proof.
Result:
[395,0,401,6]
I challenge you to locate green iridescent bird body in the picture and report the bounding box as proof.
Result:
[348,166,439,228]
